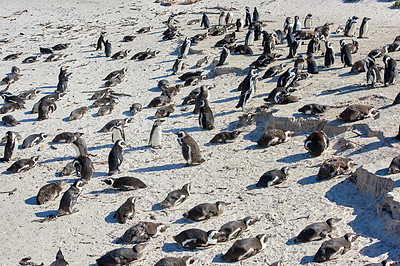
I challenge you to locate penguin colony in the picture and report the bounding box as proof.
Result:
[0,1,399,265]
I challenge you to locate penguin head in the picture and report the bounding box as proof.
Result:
[175,130,187,139]
[256,234,269,247]
[183,256,195,265]
[127,197,136,205]
[31,155,40,162]
[183,183,191,194]
[281,166,289,176]
[157,223,167,233]
[326,217,341,227]
[206,230,220,241]
[216,201,227,210]
[73,179,86,191]
[40,133,48,139]
[340,39,346,47]
[344,233,359,243]
[244,216,259,226]
[56,180,67,189]
[103,178,114,186]
[383,55,390,66]
[132,243,146,254]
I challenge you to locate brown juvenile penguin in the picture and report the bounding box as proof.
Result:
[338,104,377,122]
[210,131,241,143]
[257,129,293,147]
[114,197,136,224]
[36,181,67,205]
[317,157,355,180]
[69,106,89,121]
[304,131,329,156]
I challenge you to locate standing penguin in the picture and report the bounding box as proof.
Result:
[199,100,214,130]
[176,130,205,165]
[313,233,359,262]
[193,85,209,114]
[201,12,210,29]
[236,18,243,32]
[221,234,269,262]
[358,17,371,38]
[104,40,112,57]
[114,197,136,224]
[277,67,297,88]
[366,57,383,87]
[49,249,68,266]
[236,69,257,109]
[383,54,398,86]
[56,180,85,217]
[293,16,301,32]
[284,17,293,34]
[244,6,252,27]
[340,40,352,67]
[344,16,358,37]
[38,98,57,120]
[180,37,191,58]
[0,131,19,162]
[226,12,234,24]
[304,14,312,29]
[307,54,319,74]
[172,56,187,75]
[245,27,254,46]
[217,46,230,66]
[112,124,125,143]
[96,32,105,50]
[218,11,226,26]
[67,134,88,157]
[159,183,191,208]
[324,41,335,68]
[108,139,125,175]
[287,38,300,58]
[253,7,260,22]
[56,71,71,94]
[73,155,94,182]
[149,119,164,148]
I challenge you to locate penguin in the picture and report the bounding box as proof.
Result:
[155,104,175,119]
[201,12,210,29]
[0,102,22,114]
[218,11,226,26]
[299,104,330,115]
[38,98,57,120]
[252,7,260,22]
[172,56,187,75]
[366,58,383,87]
[130,103,143,116]
[383,54,398,87]
[294,55,306,70]
[3,52,23,61]
[287,37,300,59]
[176,130,205,165]
[22,133,47,149]
[100,118,133,132]
[96,32,105,50]
[7,156,39,173]
[104,40,112,57]
[0,131,19,162]
[160,183,191,208]
[358,17,371,39]
[111,124,125,143]
[364,260,397,266]
[67,134,88,157]
[52,43,70,50]
[313,233,359,262]
[44,53,65,62]
[262,64,286,79]
[69,106,89,121]
[264,34,276,54]
[221,234,268,262]
[111,50,130,60]
[18,88,41,101]
[179,71,203,81]
[52,132,83,143]
[304,131,329,156]
[56,180,85,217]
[96,244,145,266]
[396,125,400,140]
[98,103,115,116]
[120,222,166,243]
[148,95,172,108]
[217,45,230,66]
[93,96,117,107]
[345,16,358,37]
[157,79,169,90]
[244,6,252,27]
[1,93,25,106]
[307,54,319,74]
[149,119,164,148]
[155,256,195,266]
[218,216,259,242]
[236,69,257,109]
[49,248,68,266]
[236,18,243,32]
[199,100,214,130]
[304,14,312,29]
[2,114,19,126]
[210,131,241,143]
[32,93,64,114]
[103,176,146,191]
[293,16,301,32]
[37,181,67,205]
[340,40,352,67]
[180,38,191,58]
[56,71,72,94]
[388,155,400,175]
[368,47,388,58]
[22,55,40,63]
[60,162,75,177]
[73,155,94,182]
[284,17,293,34]
[174,229,220,249]
[338,104,376,122]
[114,197,136,224]
[108,139,125,175]
[226,11,233,24]
[349,59,366,73]
[256,167,289,187]
[245,27,254,46]
[195,56,209,68]
[257,129,293,147]
[183,201,226,221]
[317,157,355,180]
[105,68,127,80]
[294,218,341,243]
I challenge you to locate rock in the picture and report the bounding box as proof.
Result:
[377,187,400,232]
[352,167,395,197]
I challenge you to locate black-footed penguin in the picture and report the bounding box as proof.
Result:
[324,41,335,68]
[383,55,398,87]
[210,131,241,143]
[69,106,89,121]
[253,7,260,22]
[318,157,355,180]
[183,201,227,221]
[96,244,145,266]
[180,37,191,58]
[199,100,215,130]
[313,233,359,262]
[98,103,115,116]
[256,167,289,187]
[103,176,147,191]
[7,156,39,173]
[52,43,70,50]
[111,124,125,143]
[22,133,47,149]
[105,68,126,81]
[52,132,83,143]
[293,16,301,32]
[218,216,258,242]
[299,104,330,115]
[344,16,358,37]
[193,85,209,114]
[160,183,191,208]
[0,131,19,162]
[2,114,19,126]
[304,131,329,156]
[257,129,293,147]
[22,55,40,64]
[295,218,341,243]
[60,161,75,177]
[38,98,57,121]
[304,14,312,29]
[155,104,175,119]
[67,134,88,157]
[96,32,105,50]
[174,229,220,249]
[340,40,352,67]
[56,180,85,217]
[195,56,209,68]
[120,222,166,243]
[294,55,306,70]
[37,181,67,205]
[114,197,136,224]
[284,17,293,34]
[201,12,210,29]
[172,56,187,75]
[338,104,376,122]
[217,46,230,66]
[149,119,164,148]
[221,234,268,262]
[307,54,319,74]
[368,47,388,58]
[236,69,257,109]
[366,57,383,87]
[148,95,172,108]
[0,102,22,114]
[3,52,22,61]
[157,79,169,90]
[388,155,400,174]
[236,18,243,32]
[73,155,94,182]
[130,103,143,116]
[104,40,111,57]
[56,71,72,94]
[277,67,297,88]
[358,17,371,38]
[226,11,233,24]
[111,49,130,60]
[244,6,251,27]
[245,27,254,46]
[176,130,205,165]
[155,256,195,266]
[108,139,125,175]
[218,11,226,26]
[262,63,286,79]
[93,96,117,107]
[49,248,68,266]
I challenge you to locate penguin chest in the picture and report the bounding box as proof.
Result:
[150,127,162,147]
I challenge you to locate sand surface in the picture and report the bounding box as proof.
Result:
[0,0,399,265]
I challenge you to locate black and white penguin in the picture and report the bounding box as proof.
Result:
[226,11,233,24]
[344,16,358,37]
[313,233,359,262]
[221,234,268,262]
[52,132,83,143]
[104,40,112,57]
[256,167,289,187]
[304,14,312,29]
[37,181,67,205]
[257,129,293,147]
[174,229,220,249]
[252,7,260,22]
[56,179,85,217]
[340,40,352,67]
[96,32,105,50]
[277,67,297,88]
[114,197,136,224]
[183,201,227,221]
[388,155,400,175]
[201,12,210,29]
[284,17,293,34]
[112,124,125,143]
[195,56,209,68]
[294,55,306,70]
[7,156,39,173]
[49,248,68,266]
[264,87,298,105]
[262,63,287,79]
[73,155,94,182]
[299,104,330,115]
[317,157,355,180]
[130,103,143,116]
[294,218,341,243]
[108,139,125,175]
[103,176,147,191]
[236,18,243,32]
[368,46,388,58]
[217,46,230,66]
[60,162,75,177]
[304,131,329,156]
[100,118,132,133]
[254,22,263,41]
[218,11,226,26]
[244,6,252,27]
[218,216,258,242]
[383,54,398,87]
[307,54,319,74]
[67,134,88,157]
[2,114,20,126]
[52,43,70,50]
[38,98,57,121]
[0,131,19,162]
[22,133,47,149]
[160,183,191,208]
[324,41,335,68]
[172,56,187,75]
[293,16,301,32]
[338,104,376,122]
[364,260,397,266]
[236,69,257,109]
[176,130,205,165]
[366,57,383,87]
[287,38,300,58]
[104,67,126,80]
[358,17,371,38]
[180,37,191,58]
[245,27,254,46]
[96,244,145,266]
[155,256,195,266]
[69,106,89,121]
[210,131,241,143]
[149,119,164,148]
[56,69,72,94]
[119,222,166,244]
[199,100,214,130]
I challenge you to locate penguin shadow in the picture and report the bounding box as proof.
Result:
[151,203,164,211]
[1,170,12,175]
[161,242,187,253]
[172,217,196,225]
[130,163,186,173]
[319,66,342,72]
[285,236,301,246]
[62,117,70,122]
[37,85,57,90]
[25,196,37,205]
[85,55,105,59]
[359,241,397,260]
[38,156,74,165]
[41,91,56,95]
[211,95,240,104]
[378,104,394,111]
[375,168,388,176]
[24,111,33,115]
[35,209,57,218]
[91,113,101,118]
[300,255,315,265]
[48,177,77,184]
[244,144,261,150]
[105,211,118,224]
[245,184,263,190]
[211,255,227,264]
[88,143,113,151]
[148,86,161,92]
[88,188,121,195]
[17,118,37,123]
[124,145,151,153]
[214,110,237,118]
[297,174,320,186]
[121,110,133,117]
[149,73,173,80]
[92,172,109,178]
[167,110,196,119]
[276,152,311,164]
